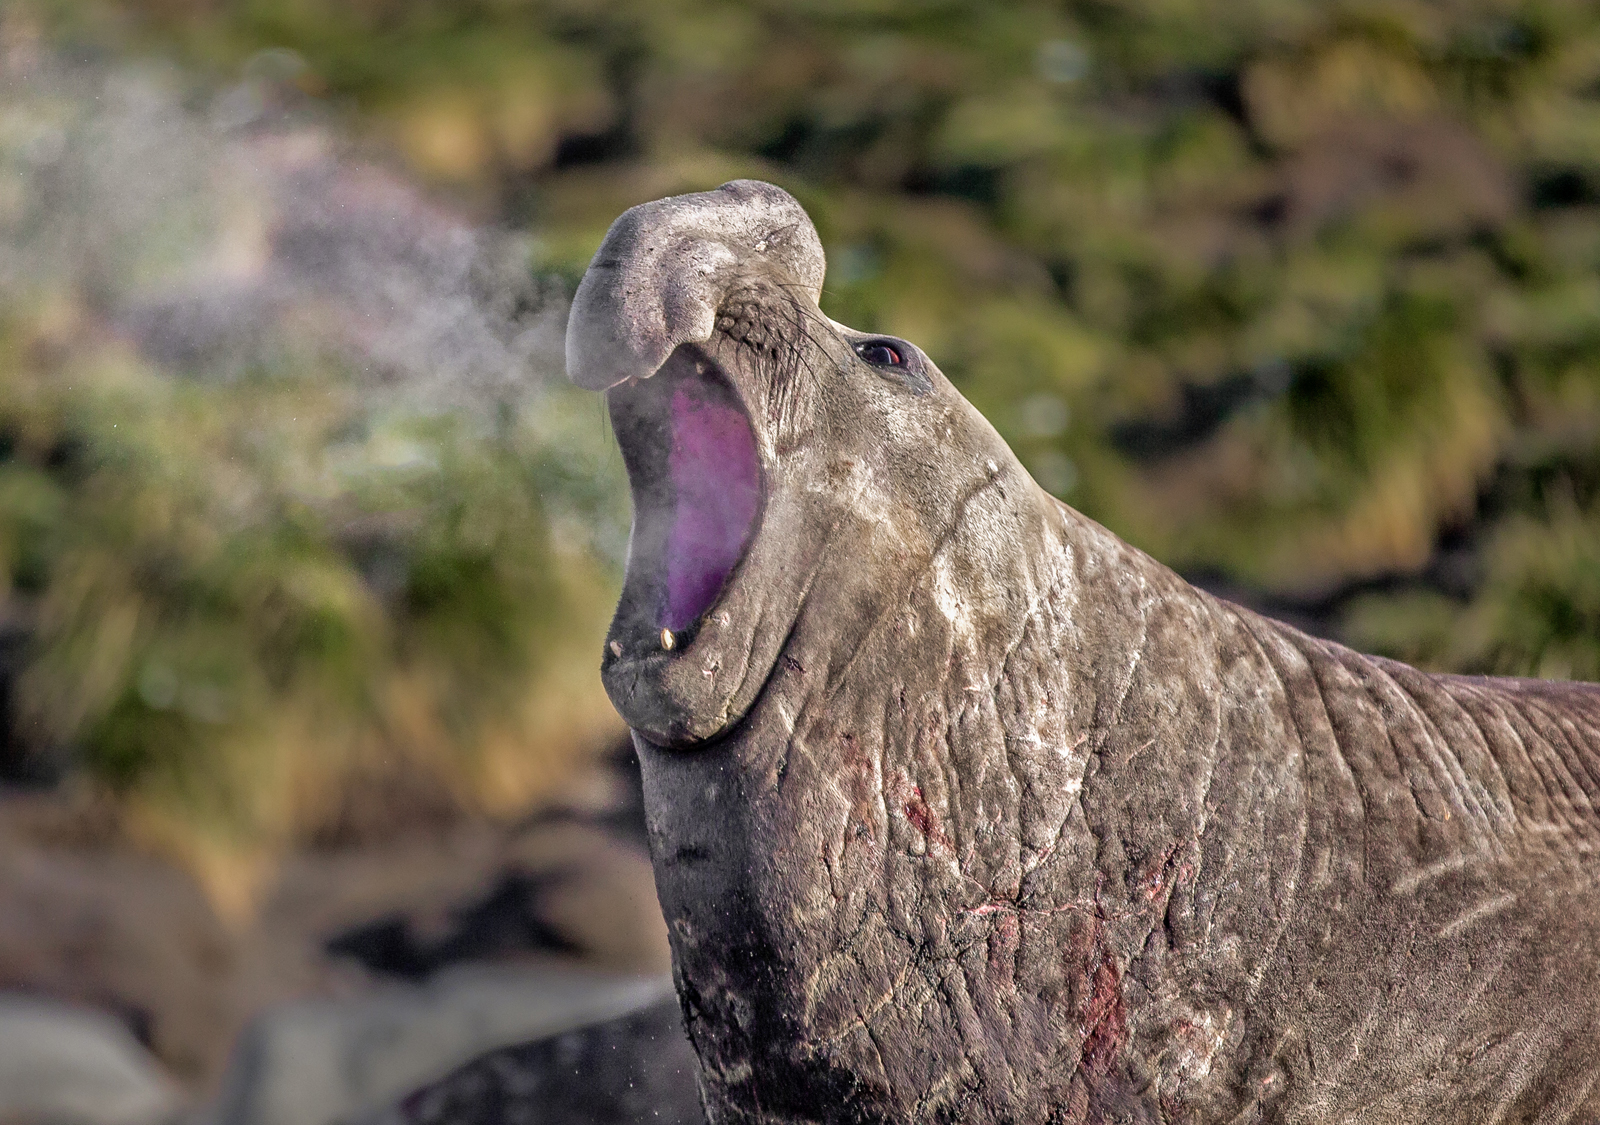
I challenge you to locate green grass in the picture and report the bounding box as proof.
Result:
[9,0,1600,882]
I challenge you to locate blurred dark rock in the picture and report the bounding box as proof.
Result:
[195,740,674,1125]
[0,793,238,1086]
[372,995,703,1125]
[326,871,584,980]
[330,744,701,1125]
[324,740,670,979]
[0,605,64,790]
[0,995,181,1125]
[0,735,668,1109]
[521,737,651,851]
[205,963,672,1125]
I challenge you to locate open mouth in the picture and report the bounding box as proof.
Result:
[608,346,763,640]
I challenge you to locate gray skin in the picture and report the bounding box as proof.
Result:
[567,180,1600,1124]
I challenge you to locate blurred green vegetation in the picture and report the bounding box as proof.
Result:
[0,298,624,904]
[11,0,1600,869]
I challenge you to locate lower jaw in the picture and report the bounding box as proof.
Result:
[598,617,749,747]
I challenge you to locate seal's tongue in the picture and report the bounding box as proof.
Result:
[663,372,760,631]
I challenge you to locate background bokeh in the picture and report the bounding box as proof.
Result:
[3,0,1600,1109]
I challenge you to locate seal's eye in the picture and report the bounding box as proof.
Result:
[856,341,903,367]
[851,336,931,394]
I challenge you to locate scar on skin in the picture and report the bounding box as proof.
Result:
[1439,892,1518,938]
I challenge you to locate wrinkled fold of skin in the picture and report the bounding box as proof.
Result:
[568,180,1600,1124]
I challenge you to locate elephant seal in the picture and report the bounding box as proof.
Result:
[567,180,1600,1123]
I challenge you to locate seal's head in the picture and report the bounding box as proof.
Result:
[569,180,1033,748]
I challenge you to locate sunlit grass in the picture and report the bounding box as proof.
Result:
[8,0,1600,906]
[0,310,623,909]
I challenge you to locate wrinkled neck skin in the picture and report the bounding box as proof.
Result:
[604,286,1263,1119]
[639,456,1231,1122]
[577,181,1600,1125]
[572,188,1312,1120]
[641,440,1600,1124]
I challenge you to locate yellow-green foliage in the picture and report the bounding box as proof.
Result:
[1345,503,1600,682]
[40,0,1597,577]
[0,306,623,904]
[15,0,1600,851]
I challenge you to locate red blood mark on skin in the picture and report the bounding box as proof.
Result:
[1080,953,1128,1078]
[1072,885,1128,1088]
[903,788,939,842]
[1062,919,1133,1121]
[894,777,954,854]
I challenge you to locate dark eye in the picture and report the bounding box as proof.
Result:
[856,341,903,366]
[850,335,931,394]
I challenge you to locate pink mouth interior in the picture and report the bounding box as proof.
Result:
[662,380,761,632]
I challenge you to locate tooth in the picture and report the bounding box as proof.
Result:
[609,640,623,658]
[661,628,676,651]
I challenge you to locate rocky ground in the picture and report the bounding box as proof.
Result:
[0,741,702,1124]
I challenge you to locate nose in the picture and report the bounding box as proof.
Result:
[565,179,826,391]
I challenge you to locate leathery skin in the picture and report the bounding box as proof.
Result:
[568,179,1600,1124]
